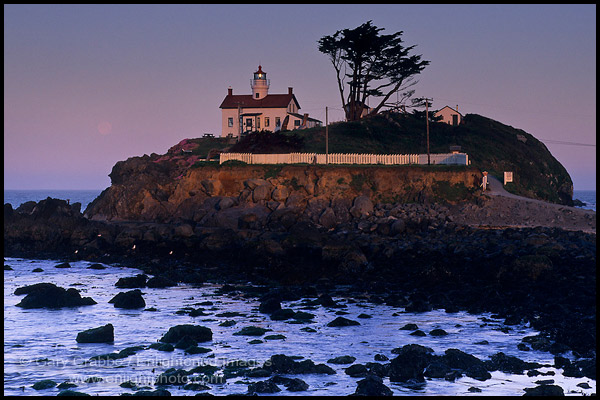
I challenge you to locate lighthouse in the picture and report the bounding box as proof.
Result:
[251,65,269,100]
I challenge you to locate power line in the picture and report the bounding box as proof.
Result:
[539,139,596,147]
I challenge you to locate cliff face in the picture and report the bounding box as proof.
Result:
[84,157,480,223]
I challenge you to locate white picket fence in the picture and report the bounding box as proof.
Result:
[219,152,468,166]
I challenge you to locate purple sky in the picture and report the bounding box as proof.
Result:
[4,4,596,190]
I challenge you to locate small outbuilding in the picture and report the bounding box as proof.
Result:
[435,105,463,126]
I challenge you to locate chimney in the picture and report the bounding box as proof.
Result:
[456,104,459,113]
[288,87,293,95]
[228,87,233,96]
[302,113,308,125]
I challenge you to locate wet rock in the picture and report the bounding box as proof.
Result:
[423,361,452,378]
[293,311,315,321]
[247,379,281,394]
[174,335,198,350]
[270,376,309,392]
[440,348,485,371]
[270,308,296,321]
[182,382,210,391]
[465,364,492,381]
[32,379,57,390]
[57,389,91,396]
[350,195,374,218]
[76,324,114,343]
[264,334,286,340]
[109,289,146,309]
[160,325,212,343]
[523,384,564,396]
[399,323,419,331]
[115,274,148,288]
[149,342,174,352]
[263,354,335,375]
[32,268,44,272]
[388,344,434,382]
[468,387,482,393]
[486,352,541,374]
[184,346,211,354]
[429,328,448,336]
[233,326,271,336]
[410,329,427,337]
[345,363,368,377]
[57,382,78,389]
[259,297,281,314]
[86,263,106,270]
[357,313,372,319]
[374,354,389,362]
[15,283,97,309]
[327,317,360,327]
[353,374,393,396]
[54,262,71,268]
[328,355,356,364]
[146,275,177,288]
[155,368,189,386]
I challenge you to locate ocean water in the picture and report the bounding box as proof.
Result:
[3,258,596,396]
[3,190,102,211]
[573,190,596,211]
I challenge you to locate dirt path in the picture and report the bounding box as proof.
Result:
[449,175,596,234]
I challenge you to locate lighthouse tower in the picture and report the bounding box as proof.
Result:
[251,65,270,100]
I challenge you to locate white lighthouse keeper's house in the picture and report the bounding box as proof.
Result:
[219,65,322,138]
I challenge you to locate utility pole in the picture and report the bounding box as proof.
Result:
[325,106,329,164]
[425,97,432,165]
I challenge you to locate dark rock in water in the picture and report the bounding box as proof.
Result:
[132,389,171,396]
[174,335,198,350]
[468,387,482,393]
[15,283,96,309]
[245,368,272,378]
[270,376,309,392]
[485,352,541,374]
[263,354,336,375]
[523,384,565,396]
[293,311,315,321]
[32,379,57,390]
[327,316,360,327]
[270,308,296,321]
[146,275,177,288]
[182,382,210,391]
[388,344,434,382]
[218,320,236,327]
[259,297,281,314]
[32,268,44,272]
[353,374,393,396]
[115,274,148,288]
[399,323,419,330]
[440,348,485,371]
[54,262,71,268]
[155,368,189,386]
[248,339,263,344]
[76,324,114,343]
[57,390,91,396]
[317,293,340,308]
[357,313,372,319]
[84,376,103,383]
[424,361,452,378]
[247,379,281,394]
[344,363,368,377]
[465,364,492,381]
[184,345,211,354]
[86,263,106,270]
[374,354,389,362]
[429,328,448,336]
[108,289,146,309]
[328,355,356,364]
[410,330,427,337]
[57,382,78,389]
[4,265,13,270]
[149,342,174,352]
[264,334,286,340]
[233,326,270,336]
[160,324,212,343]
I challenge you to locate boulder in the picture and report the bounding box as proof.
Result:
[54,262,71,268]
[233,326,271,336]
[115,274,147,288]
[523,384,565,396]
[388,344,434,382]
[76,324,114,343]
[349,195,374,218]
[108,289,146,309]
[259,297,281,314]
[328,355,357,364]
[146,275,177,288]
[345,363,368,377]
[155,368,189,386]
[248,379,281,394]
[353,374,393,396]
[160,325,212,343]
[15,283,97,309]
[32,379,57,390]
[327,317,360,327]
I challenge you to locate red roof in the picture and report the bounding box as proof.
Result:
[219,94,300,110]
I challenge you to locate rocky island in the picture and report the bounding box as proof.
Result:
[4,112,596,394]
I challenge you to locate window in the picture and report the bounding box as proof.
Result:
[246,118,253,130]
[265,117,270,127]
[294,120,300,127]
[228,117,234,127]
[275,117,281,127]
[257,117,260,129]
[255,93,259,98]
